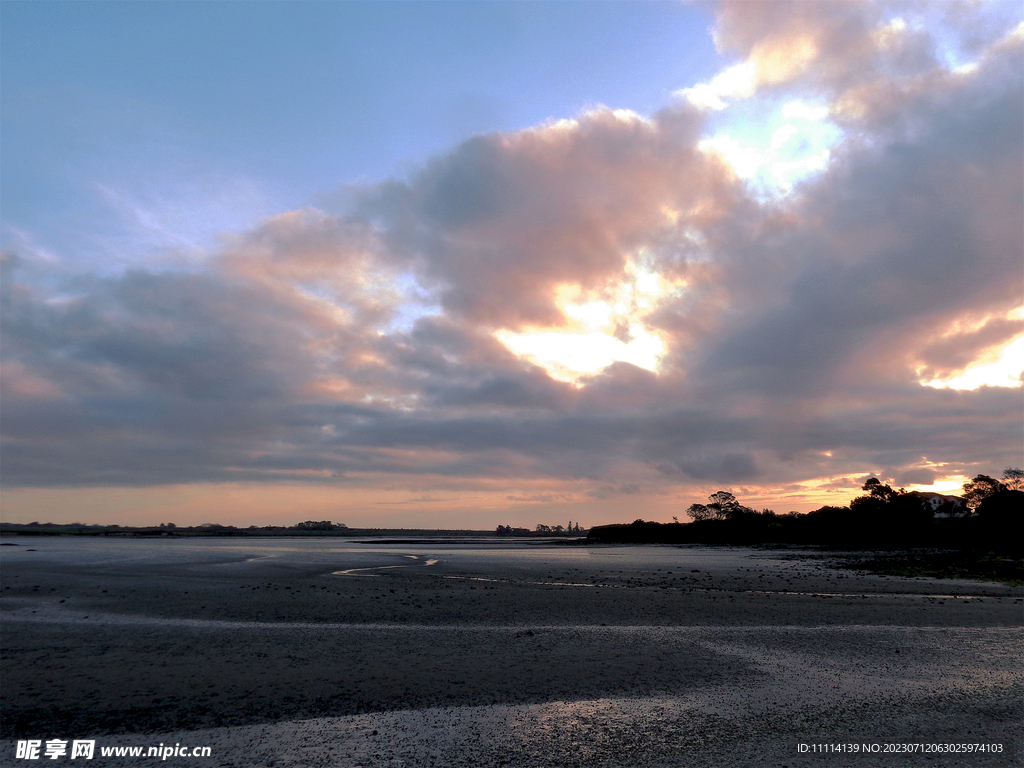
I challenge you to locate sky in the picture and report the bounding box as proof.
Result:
[1,0,1022,529]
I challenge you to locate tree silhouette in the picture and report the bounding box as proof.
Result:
[962,474,1007,512]
[687,503,714,522]
[977,489,1023,546]
[862,478,901,503]
[687,490,749,521]
[1001,467,1024,491]
[848,478,931,545]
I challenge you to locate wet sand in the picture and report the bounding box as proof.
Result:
[1,539,1021,766]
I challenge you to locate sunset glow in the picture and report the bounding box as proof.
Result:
[907,477,973,495]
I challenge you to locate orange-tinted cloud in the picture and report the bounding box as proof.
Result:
[362,106,740,330]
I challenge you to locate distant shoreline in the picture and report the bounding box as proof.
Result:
[0,523,577,539]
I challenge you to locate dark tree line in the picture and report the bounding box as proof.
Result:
[588,468,1022,552]
[495,522,585,536]
[293,520,345,530]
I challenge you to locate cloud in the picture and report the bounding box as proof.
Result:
[506,493,576,504]
[588,484,643,499]
[359,105,739,330]
[2,2,1021,523]
[685,0,1020,127]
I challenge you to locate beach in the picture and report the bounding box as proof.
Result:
[1,538,1020,766]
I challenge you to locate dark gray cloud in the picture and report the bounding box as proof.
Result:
[2,3,1021,507]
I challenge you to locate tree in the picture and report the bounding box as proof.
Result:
[976,489,1024,547]
[862,478,900,503]
[687,490,750,521]
[1001,467,1024,491]
[849,478,932,546]
[962,474,1007,512]
[707,491,741,518]
[850,478,904,516]
[294,520,335,531]
[686,503,714,522]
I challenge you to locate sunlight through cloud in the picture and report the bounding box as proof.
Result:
[907,476,971,494]
[494,260,676,384]
[496,325,664,384]
[920,336,1024,390]
[698,99,840,196]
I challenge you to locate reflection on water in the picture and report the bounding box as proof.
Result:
[334,554,440,576]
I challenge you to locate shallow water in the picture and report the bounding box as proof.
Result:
[0,535,807,574]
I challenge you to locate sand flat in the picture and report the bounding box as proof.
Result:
[1,538,1020,766]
